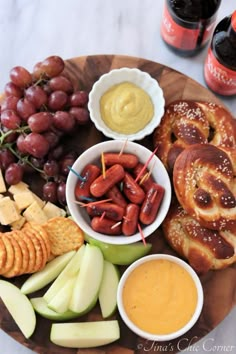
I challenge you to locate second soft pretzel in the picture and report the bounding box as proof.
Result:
[173,144,236,231]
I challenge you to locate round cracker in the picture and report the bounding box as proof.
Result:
[24,222,51,260]
[0,235,14,274]
[23,224,48,268]
[3,234,23,278]
[43,217,84,256]
[23,228,46,272]
[18,231,36,274]
[0,235,7,270]
[10,230,29,275]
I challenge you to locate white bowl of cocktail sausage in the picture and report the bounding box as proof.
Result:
[66,140,171,245]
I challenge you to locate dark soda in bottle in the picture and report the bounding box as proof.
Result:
[204,11,236,96]
[161,0,222,56]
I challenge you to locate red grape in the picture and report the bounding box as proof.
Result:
[17,98,36,121]
[28,112,53,133]
[42,131,59,148]
[40,56,65,78]
[10,66,32,88]
[32,61,44,80]
[57,181,66,205]
[30,157,45,169]
[48,91,68,111]
[69,91,88,107]
[24,133,50,158]
[0,149,16,170]
[42,82,52,96]
[48,145,64,160]
[4,82,23,98]
[49,76,73,93]
[1,96,19,111]
[69,107,90,125]
[0,109,21,129]
[16,134,28,154]
[60,153,77,175]
[2,129,18,143]
[25,85,48,108]
[43,160,59,177]
[5,163,24,185]
[52,111,75,132]
[43,181,58,203]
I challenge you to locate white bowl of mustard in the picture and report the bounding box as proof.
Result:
[88,68,165,141]
[117,254,204,341]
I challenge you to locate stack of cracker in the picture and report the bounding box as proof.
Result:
[0,217,84,278]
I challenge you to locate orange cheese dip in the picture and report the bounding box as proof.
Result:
[122,259,198,335]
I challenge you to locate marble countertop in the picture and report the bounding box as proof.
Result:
[0,0,235,353]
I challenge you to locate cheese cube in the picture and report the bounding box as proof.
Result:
[43,202,66,220]
[31,193,45,208]
[13,191,36,210]
[10,215,26,230]
[0,194,4,199]
[8,181,29,195]
[23,201,48,224]
[0,197,21,225]
[0,169,6,193]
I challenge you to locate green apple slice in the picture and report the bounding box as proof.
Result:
[50,320,120,348]
[69,244,104,313]
[99,260,120,318]
[0,280,36,338]
[30,297,79,321]
[21,250,76,295]
[44,245,85,303]
[86,235,152,265]
[48,276,76,314]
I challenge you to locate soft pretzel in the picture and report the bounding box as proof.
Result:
[173,144,236,231]
[162,201,236,274]
[153,100,236,172]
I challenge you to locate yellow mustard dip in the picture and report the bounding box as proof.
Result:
[122,259,198,335]
[100,82,154,134]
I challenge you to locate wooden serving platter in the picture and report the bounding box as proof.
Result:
[0,55,235,354]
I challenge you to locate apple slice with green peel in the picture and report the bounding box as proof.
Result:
[50,320,120,348]
[30,297,79,321]
[85,234,152,265]
[69,244,104,313]
[48,276,76,314]
[21,250,76,295]
[44,245,85,303]
[0,280,36,338]
[99,260,120,318]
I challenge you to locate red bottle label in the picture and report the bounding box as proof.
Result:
[204,48,236,95]
[161,4,215,51]
[232,11,236,31]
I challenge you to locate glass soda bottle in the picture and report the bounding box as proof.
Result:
[161,0,222,56]
[204,11,236,96]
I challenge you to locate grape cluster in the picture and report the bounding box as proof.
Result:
[0,55,90,205]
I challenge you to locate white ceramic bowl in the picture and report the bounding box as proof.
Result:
[66,140,171,245]
[88,68,165,141]
[117,254,204,341]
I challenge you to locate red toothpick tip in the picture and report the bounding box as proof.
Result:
[135,147,158,183]
[100,211,106,221]
[138,223,146,246]
[119,139,128,156]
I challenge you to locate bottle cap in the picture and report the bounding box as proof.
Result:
[232,11,236,32]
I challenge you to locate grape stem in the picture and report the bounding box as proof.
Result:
[4,143,45,175]
[0,125,46,176]
[0,125,30,145]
